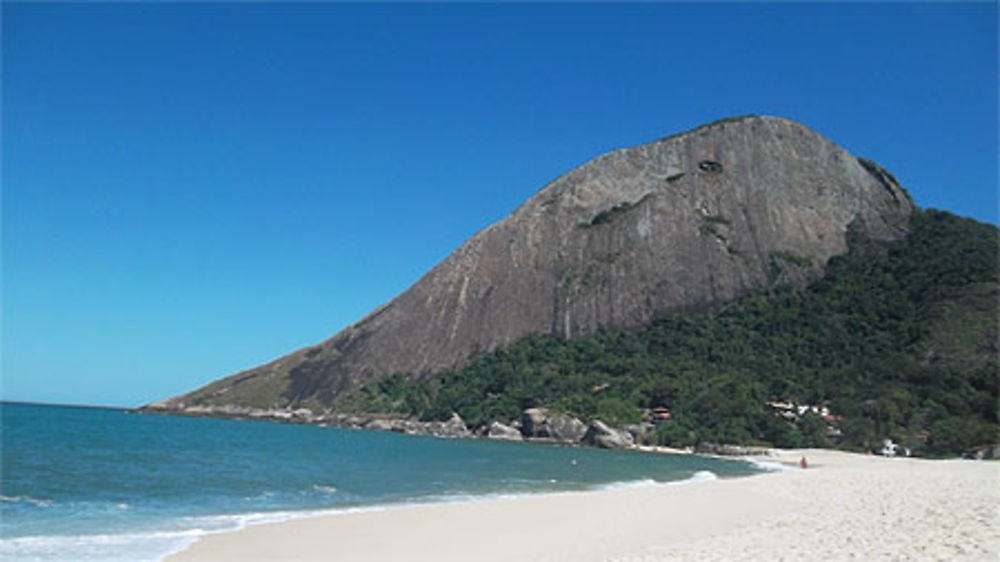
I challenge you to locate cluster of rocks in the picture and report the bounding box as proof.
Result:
[517,408,637,449]
[188,408,473,439]
[693,443,772,456]
[140,404,803,458]
[479,421,523,441]
[342,412,471,439]
[582,419,635,449]
[339,408,640,449]
[520,408,588,442]
[143,403,784,456]
[161,403,318,422]
[142,403,642,450]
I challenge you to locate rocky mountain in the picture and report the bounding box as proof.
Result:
[146,115,913,414]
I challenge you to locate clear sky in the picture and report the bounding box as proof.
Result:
[3,2,997,407]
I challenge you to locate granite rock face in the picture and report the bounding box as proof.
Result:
[484,421,523,441]
[583,420,636,449]
[148,116,913,413]
[441,413,472,438]
[520,408,588,442]
[520,408,549,438]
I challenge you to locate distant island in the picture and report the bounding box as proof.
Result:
[142,116,998,458]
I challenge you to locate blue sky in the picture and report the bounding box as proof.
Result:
[3,3,997,407]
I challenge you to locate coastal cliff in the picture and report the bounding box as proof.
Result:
[146,115,913,414]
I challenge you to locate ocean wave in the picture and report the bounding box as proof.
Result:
[0,495,53,508]
[0,508,350,562]
[181,509,311,532]
[242,490,277,502]
[0,506,350,562]
[0,490,587,562]
[598,478,661,491]
[0,529,201,562]
[682,470,718,482]
[311,484,338,494]
[745,459,798,472]
[598,470,720,490]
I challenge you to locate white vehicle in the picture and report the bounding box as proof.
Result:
[880,438,898,457]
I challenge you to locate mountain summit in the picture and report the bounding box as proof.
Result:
[149,116,913,413]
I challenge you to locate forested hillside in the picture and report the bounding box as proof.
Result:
[342,210,998,456]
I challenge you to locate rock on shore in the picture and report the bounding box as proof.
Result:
[520,408,588,442]
[583,420,636,449]
[483,421,523,441]
[137,404,645,450]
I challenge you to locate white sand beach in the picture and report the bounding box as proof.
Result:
[168,449,999,561]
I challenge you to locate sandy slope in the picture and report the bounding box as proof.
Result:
[167,449,999,561]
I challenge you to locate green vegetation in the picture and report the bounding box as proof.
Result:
[342,210,998,456]
[338,373,432,417]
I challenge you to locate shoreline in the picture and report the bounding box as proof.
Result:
[155,454,756,561]
[166,449,1000,561]
[155,466,736,561]
[135,407,780,459]
[164,466,776,562]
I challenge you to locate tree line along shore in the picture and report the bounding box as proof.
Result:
[334,210,999,458]
[144,210,998,459]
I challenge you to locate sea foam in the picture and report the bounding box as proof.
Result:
[0,530,201,562]
[1,495,53,508]
[682,470,719,482]
[745,459,798,472]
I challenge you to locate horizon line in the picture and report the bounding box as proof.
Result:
[0,399,129,411]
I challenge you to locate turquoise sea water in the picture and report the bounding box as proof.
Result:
[1,402,762,561]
